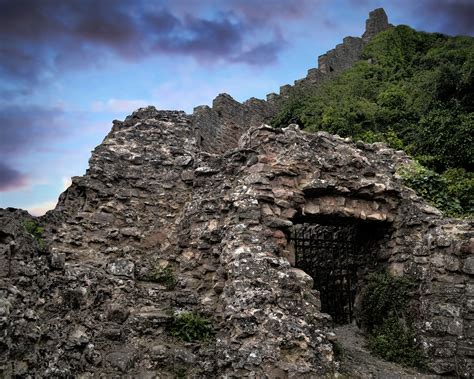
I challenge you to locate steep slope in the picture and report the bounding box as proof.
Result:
[193,8,391,154]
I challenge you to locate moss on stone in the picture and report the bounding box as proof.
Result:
[170,312,212,342]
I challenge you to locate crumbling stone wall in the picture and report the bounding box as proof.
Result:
[194,8,391,154]
[1,8,472,378]
[0,108,472,377]
[193,94,276,154]
[234,125,473,376]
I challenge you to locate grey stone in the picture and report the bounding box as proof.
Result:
[107,304,130,322]
[106,352,135,372]
[50,251,65,269]
[106,259,135,277]
[463,257,474,274]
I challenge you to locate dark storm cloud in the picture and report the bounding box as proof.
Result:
[149,14,244,58]
[0,0,310,95]
[418,0,474,35]
[233,41,284,65]
[224,0,315,24]
[0,162,27,192]
[0,0,307,191]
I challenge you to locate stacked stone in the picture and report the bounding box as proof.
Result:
[193,94,276,154]
[1,108,219,376]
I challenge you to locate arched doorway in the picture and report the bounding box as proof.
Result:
[288,216,391,324]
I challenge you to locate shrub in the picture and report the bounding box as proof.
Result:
[398,162,472,217]
[358,272,412,332]
[358,273,424,368]
[442,168,474,215]
[368,316,425,368]
[170,312,212,342]
[271,25,473,193]
[23,219,45,251]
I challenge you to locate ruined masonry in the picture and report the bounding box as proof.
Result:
[1,8,473,378]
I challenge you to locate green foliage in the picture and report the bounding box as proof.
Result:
[23,219,45,251]
[149,265,176,289]
[398,162,473,217]
[170,312,212,342]
[358,273,424,368]
[358,272,412,332]
[272,26,473,216]
[368,316,425,368]
[443,168,474,214]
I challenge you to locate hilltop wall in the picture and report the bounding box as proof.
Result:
[194,8,391,154]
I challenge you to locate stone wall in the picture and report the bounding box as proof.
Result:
[194,8,391,154]
[193,94,277,154]
[235,125,473,376]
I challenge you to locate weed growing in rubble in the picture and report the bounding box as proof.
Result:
[149,264,177,289]
[23,219,45,251]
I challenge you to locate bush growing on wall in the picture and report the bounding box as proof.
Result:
[23,219,45,251]
[170,312,212,342]
[357,273,425,368]
[398,162,473,217]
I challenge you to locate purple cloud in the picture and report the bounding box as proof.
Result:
[0,105,65,156]
[225,0,315,24]
[0,162,27,192]
[0,104,69,192]
[417,0,474,36]
[0,0,316,98]
[232,41,284,65]
[150,14,244,59]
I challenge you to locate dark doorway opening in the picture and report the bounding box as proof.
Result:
[289,218,389,325]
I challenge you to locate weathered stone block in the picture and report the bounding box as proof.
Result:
[50,252,65,270]
[106,351,135,372]
[107,304,130,323]
[106,259,135,278]
[120,227,140,238]
[462,257,474,274]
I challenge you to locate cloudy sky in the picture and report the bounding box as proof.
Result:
[1,0,473,215]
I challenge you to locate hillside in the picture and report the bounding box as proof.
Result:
[273,25,474,216]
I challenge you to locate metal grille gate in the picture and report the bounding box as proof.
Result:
[290,223,364,324]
